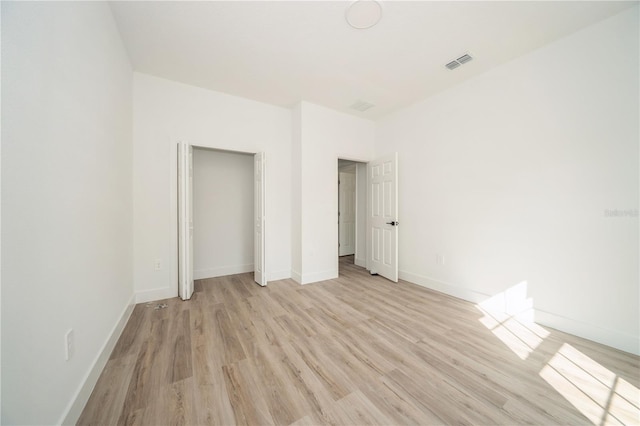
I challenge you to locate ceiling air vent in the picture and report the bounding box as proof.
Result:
[445,61,461,70]
[445,53,473,70]
[457,54,473,64]
[350,100,375,112]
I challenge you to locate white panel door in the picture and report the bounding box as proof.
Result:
[368,153,398,282]
[178,142,194,300]
[339,172,356,256]
[254,152,266,286]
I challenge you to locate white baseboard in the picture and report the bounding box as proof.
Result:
[534,309,639,356]
[399,269,640,356]
[60,294,136,425]
[399,270,490,304]
[194,263,254,280]
[135,286,177,304]
[267,269,291,282]
[291,269,337,285]
[354,257,367,268]
[300,269,338,285]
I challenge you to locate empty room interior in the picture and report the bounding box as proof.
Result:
[1,1,639,425]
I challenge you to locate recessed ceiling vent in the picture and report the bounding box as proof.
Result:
[445,53,473,70]
[457,54,473,64]
[445,61,460,70]
[350,100,375,112]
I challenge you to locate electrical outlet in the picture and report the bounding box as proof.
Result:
[436,254,446,266]
[65,329,74,361]
[154,259,162,270]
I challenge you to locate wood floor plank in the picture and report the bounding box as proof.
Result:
[360,380,443,425]
[139,377,196,426]
[190,305,237,425]
[167,309,193,383]
[116,317,169,420]
[267,290,331,337]
[275,339,341,422]
[383,367,506,425]
[76,354,136,425]
[222,359,274,426]
[246,342,307,424]
[79,256,640,425]
[191,382,236,426]
[109,305,149,360]
[330,390,396,425]
[286,332,355,401]
[210,302,247,365]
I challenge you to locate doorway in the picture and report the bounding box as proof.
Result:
[192,148,254,280]
[177,142,266,300]
[338,159,367,273]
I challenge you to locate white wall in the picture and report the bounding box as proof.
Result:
[292,102,375,284]
[1,2,134,424]
[193,148,254,279]
[133,73,292,301]
[376,7,639,354]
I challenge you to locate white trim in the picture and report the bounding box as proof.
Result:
[194,264,254,280]
[534,309,640,356]
[267,269,292,282]
[135,286,177,304]
[399,270,490,304]
[399,269,640,356]
[299,269,338,285]
[59,294,136,425]
[291,269,302,284]
[354,257,367,268]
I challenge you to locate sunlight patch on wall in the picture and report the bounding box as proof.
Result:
[478,281,533,319]
[540,343,640,425]
[476,281,550,360]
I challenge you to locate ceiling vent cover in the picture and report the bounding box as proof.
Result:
[445,61,461,70]
[457,54,473,64]
[445,53,473,70]
[350,100,375,112]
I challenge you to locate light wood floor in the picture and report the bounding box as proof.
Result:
[79,256,640,425]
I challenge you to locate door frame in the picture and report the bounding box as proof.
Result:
[336,156,369,274]
[172,141,267,299]
[338,168,356,257]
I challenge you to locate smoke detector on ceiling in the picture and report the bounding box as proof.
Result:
[445,53,474,70]
[346,0,382,29]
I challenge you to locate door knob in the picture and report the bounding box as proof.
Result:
[386,221,399,226]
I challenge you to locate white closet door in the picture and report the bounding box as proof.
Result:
[178,142,194,300]
[254,152,266,286]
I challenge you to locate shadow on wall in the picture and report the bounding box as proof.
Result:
[476,282,639,425]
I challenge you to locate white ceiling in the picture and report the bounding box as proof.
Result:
[109,1,637,120]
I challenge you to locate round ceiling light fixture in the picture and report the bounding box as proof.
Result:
[345,0,382,30]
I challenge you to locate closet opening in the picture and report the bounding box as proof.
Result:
[337,158,367,275]
[192,147,255,282]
